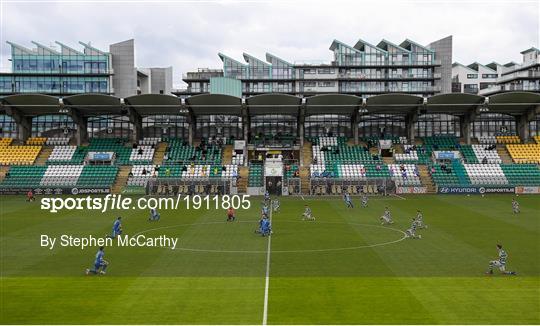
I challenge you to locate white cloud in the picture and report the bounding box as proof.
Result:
[1,0,538,88]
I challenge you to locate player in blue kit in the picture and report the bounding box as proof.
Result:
[260,216,272,237]
[107,217,122,239]
[149,208,160,221]
[85,246,108,275]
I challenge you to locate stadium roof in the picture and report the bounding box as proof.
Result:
[1,92,539,118]
[427,93,484,114]
[63,94,122,116]
[125,94,183,116]
[246,94,301,116]
[366,94,423,114]
[305,94,361,116]
[185,94,242,115]
[488,92,540,115]
[2,94,60,116]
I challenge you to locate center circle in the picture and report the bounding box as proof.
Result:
[134,221,407,253]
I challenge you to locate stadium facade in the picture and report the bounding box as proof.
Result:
[176,36,453,98]
[0,39,173,98]
[0,36,538,197]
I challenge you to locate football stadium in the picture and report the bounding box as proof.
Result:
[1,1,540,325]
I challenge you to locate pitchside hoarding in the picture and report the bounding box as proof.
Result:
[396,186,427,194]
[515,186,540,194]
[0,187,111,195]
[438,186,515,194]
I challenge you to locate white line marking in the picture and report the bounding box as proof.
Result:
[134,221,407,253]
[262,205,272,325]
[300,195,305,200]
[262,227,271,325]
[391,193,406,200]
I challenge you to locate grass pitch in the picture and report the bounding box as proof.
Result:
[1,194,539,324]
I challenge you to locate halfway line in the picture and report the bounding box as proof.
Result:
[262,204,272,325]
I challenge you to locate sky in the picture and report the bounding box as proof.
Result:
[0,0,538,89]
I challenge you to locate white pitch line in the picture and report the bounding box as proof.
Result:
[262,205,272,325]
[391,193,406,200]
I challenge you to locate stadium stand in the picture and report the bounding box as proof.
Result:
[129,146,155,163]
[47,146,77,163]
[500,164,540,186]
[232,153,244,165]
[388,164,421,186]
[127,165,156,186]
[219,164,238,179]
[430,162,470,186]
[248,163,263,187]
[0,164,119,188]
[284,164,299,179]
[0,145,42,165]
[471,145,502,164]
[478,136,496,145]
[26,137,47,146]
[76,165,119,188]
[46,137,70,146]
[394,146,419,163]
[0,138,13,148]
[506,144,540,163]
[460,145,479,163]
[165,139,222,165]
[40,165,84,186]
[140,137,161,146]
[496,135,521,144]
[464,164,508,185]
[338,164,367,180]
[0,166,47,188]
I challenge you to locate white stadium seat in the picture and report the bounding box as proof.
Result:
[40,165,84,186]
[472,145,502,164]
[388,164,421,186]
[47,146,77,161]
[464,164,508,185]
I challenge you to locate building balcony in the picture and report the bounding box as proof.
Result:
[478,83,540,96]
[497,70,540,83]
[182,69,224,80]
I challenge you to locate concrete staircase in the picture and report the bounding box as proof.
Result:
[417,165,437,193]
[301,140,312,166]
[496,145,513,164]
[111,166,132,193]
[300,166,311,195]
[153,142,168,165]
[0,166,10,182]
[382,156,395,165]
[393,144,404,154]
[237,166,249,193]
[35,146,53,165]
[222,144,233,164]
